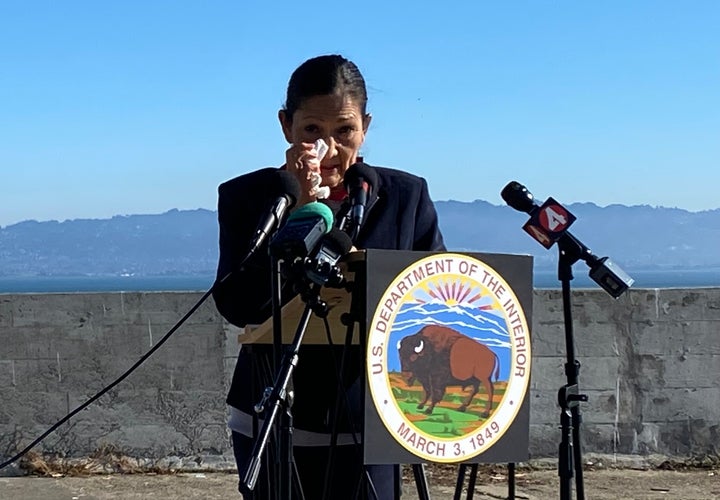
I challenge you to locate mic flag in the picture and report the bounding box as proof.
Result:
[269,202,333,260]
[523,198,576,249]
[501,181,576,249]
[343,162,378,238]
[248,169,302,256]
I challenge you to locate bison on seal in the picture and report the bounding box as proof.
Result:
[397,324,500,417]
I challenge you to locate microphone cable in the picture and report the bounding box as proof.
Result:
[1,170,304,471]
[0,269,242,472]
[1,170,303,471]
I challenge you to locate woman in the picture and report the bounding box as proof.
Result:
[213,54,445,499]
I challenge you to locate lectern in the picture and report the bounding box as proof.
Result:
[239,249,533,498]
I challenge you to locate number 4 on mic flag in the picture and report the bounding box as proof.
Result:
[522,197,577,249]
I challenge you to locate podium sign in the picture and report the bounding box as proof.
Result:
[363,250,533,465]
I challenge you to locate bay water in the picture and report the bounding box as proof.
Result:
[1,268,719,294]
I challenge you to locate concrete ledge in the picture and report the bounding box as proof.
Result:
[1,288,719,468]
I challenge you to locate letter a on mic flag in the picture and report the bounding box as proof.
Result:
[522,197,577,249]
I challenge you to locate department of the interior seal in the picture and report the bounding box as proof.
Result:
[367,253,531,462]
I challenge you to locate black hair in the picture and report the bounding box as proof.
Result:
[283,54,368,119]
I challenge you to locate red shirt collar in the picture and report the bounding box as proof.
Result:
[327,187,348,201]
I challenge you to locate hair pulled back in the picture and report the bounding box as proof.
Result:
[284,55,368,119]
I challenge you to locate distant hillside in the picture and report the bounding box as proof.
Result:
[0,209,218,277]
[435,200,720,270]
[1,202,718,277]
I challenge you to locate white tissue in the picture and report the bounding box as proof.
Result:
[309,139,330,199]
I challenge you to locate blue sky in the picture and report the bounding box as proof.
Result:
[1,1,718,227]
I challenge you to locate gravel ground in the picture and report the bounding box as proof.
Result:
[1,466,718,499]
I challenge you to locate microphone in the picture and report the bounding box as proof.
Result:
[304,228,354,287]
[501,181,537,214]
[247,169,302,257]
[269,202,333,260]
[501,181,634,298]
[343,163,378,238]
[501,181,577,249]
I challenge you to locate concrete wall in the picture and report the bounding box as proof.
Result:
[531,288,720,458]
[0,292,232,470]
[1,288,718,468]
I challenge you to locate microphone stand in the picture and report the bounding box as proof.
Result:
[271,255,285,499]
[550,232,632,500]
[500,180,634,500]
[555,236,589,500]
[239,280,329,500]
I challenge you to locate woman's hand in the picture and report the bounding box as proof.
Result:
[285,142,319,207]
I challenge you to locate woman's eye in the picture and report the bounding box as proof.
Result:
[304,125,320,133]
[337,126,354,135]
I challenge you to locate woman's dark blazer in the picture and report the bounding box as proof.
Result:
[212,164,446,421]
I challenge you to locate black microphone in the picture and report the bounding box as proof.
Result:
[501,181,537,214]
[501,181,577,249]
[304,228,354,287]
[247,169,302,257]
[343,162,378,238]
[501,181,634,298]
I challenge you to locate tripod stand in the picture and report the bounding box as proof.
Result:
[240,238,352,499]
[556,238,589,500]
[553,234,633,500]
[454,462,517,499]
[240,252,394,500]
[239,279,329,499]
[239,250,451,500]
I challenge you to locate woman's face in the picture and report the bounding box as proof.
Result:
[279,93,371,189]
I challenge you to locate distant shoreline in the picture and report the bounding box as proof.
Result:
[2,268,720,293]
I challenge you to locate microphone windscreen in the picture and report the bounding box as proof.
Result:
[272,170,302,208]
[343,162,378,192]
[231,168,302,207]
[287,202,334,234]
[501,181,537,214]
[321,228,354,255]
